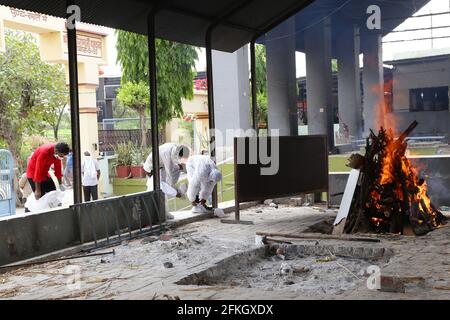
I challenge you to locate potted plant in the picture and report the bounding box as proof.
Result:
[114,142,133,178]
[130,144,148,178]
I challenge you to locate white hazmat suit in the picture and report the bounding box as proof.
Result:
[143,143,190,218]
[186,155,222,204]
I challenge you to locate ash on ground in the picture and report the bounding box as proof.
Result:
[223,255,380,295]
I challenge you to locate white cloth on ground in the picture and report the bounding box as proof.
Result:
[186,155,222,202]
[25,190,65,212]
[81,156,99,186]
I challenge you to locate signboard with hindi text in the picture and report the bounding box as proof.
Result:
[63,32,104,59]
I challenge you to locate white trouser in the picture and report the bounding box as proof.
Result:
[187,180,215,203]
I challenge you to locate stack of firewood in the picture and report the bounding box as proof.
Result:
[343,121,447,236]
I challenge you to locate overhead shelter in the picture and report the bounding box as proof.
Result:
[256,0,430,56]
[0,0,316,208]
[256,0,430,142]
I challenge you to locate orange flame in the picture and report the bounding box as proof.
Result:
[369,80,442,229]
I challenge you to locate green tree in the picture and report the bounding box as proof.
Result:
[332,59,338,72]
[116,81,150,148]
[0,30,68,167]
[254,44,268,125]
[255,44,267,95]
[115,31,198,128]
[47,103,68,140]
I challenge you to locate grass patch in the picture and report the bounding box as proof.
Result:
[329,156,350,172]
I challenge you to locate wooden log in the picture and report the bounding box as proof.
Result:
[430,203,448,225]
[255,231,381,243]
[409,201,432,236]
[397,120,418,143]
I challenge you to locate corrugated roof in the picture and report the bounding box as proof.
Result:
[0,0,315,52]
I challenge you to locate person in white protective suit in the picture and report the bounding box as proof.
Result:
[143,143,190,219]
[186,155,222,214]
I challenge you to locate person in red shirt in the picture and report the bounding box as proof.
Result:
[26,142,70,201]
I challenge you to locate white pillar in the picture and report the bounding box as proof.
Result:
[212,45,251,160]
[337,25,362,139]
[362,32,384,135]
[266,17,298,136]
[305,17,334,148]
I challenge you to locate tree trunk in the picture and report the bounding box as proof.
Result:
[53,127,58,141]
[53,104,66,141]
[6,130,21,171]
[140,109,147,148]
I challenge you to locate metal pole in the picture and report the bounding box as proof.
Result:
[250,39,258,134]
[147,12,160,191]
[205,31,218,208]
[66,0,82,204]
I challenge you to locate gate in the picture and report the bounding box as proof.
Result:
[0,149,15,217]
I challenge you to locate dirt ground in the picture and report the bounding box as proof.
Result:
[0,204,450,300]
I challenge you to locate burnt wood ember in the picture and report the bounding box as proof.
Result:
[343,121,447,235]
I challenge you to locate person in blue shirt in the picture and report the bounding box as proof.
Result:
[63,151,73,187]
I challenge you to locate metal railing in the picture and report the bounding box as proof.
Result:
[0,149,15,217]
[98,129,152,153]
[71,191,165,251]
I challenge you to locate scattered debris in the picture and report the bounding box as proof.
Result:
[160,234,173,241]
[293,266,310,274]
[378,275,426,293]
[289,197,304,207]
[255,210,263,213]
[141,236,159,244]
[152,293,180,300]
[0,288,18,298]
[303,217,335,234]
[269,203,279,209]
[0,250,116,272]
[163,262,174,269]
[279,263,293,276]
[335,261,361,281]
[214,208,226,218]
[434,286,450,291]
[315,256,336,263]
[276,247,286,256]
[263,199,273,205]
[255,231,381,243]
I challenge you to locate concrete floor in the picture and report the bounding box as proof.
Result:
[1,204,450,300]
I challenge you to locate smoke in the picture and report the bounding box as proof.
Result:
[427,177,450,207]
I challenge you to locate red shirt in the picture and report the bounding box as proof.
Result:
[26,143,63,183]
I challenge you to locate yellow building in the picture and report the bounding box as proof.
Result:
[0,5,108,157]
[165,89,210,154]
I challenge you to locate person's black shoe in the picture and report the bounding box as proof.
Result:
[203,205,214,212]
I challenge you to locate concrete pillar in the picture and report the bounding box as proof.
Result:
[266,17,298,136]
[337,25,362,139]
[212,45,252,160]
[305,17,334,148]
[362,32,384,135]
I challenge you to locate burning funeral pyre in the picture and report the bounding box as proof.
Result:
[343,121,447,236]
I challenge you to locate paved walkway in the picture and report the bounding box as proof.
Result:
[1,205,449,300]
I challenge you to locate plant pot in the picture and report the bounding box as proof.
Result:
[116,166,131,178]
[131,166,146,179]
[257,123,267,129]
